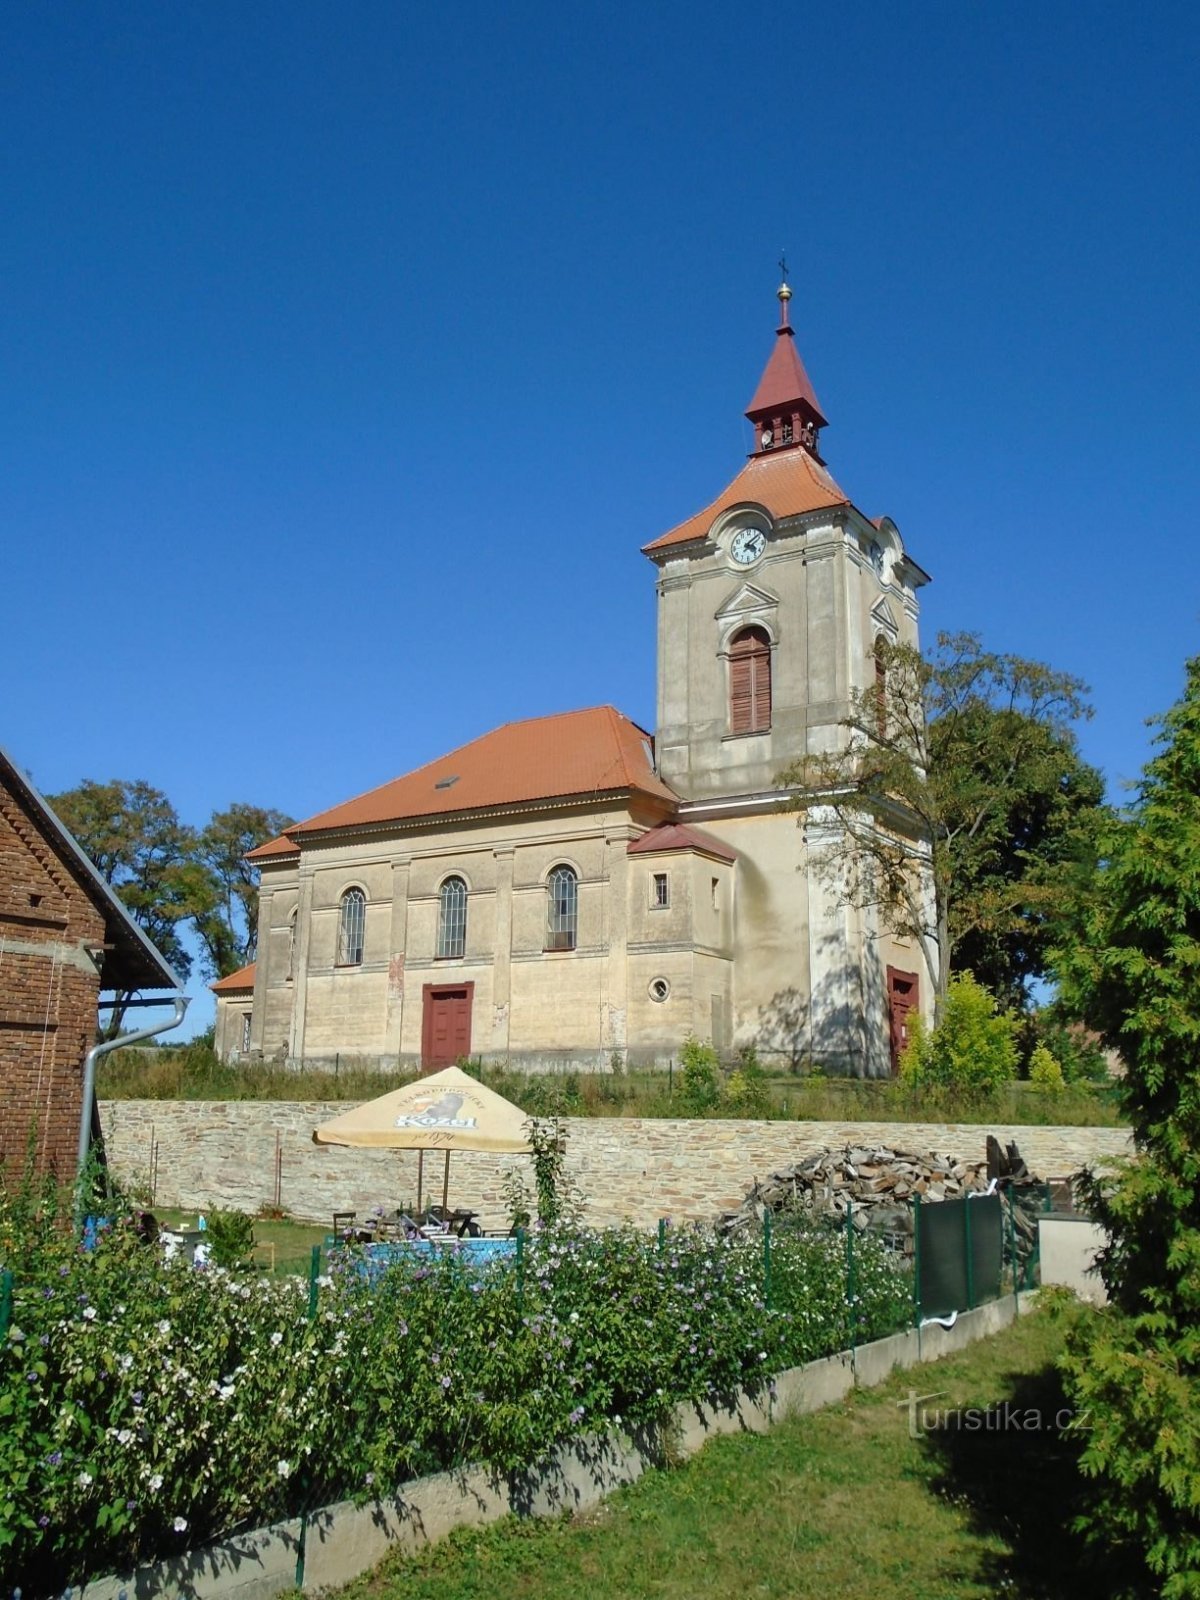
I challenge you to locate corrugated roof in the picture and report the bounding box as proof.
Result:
[267,707,677,842]
[643,446,849,554]
[627,822,737,863]
[211,961,256,994]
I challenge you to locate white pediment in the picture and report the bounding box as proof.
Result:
[715,581,779,623]
[870,595,900,641]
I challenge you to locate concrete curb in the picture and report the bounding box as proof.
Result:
[81,1292,1034,1600]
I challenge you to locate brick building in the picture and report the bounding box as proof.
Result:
[0,746,180,1184]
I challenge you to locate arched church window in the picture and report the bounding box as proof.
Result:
[337,887,366,966]
[546,865,578,951]
[874,635,888,740]
[436,876,468,960]
[729,626,772,734]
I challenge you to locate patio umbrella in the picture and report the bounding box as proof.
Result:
[312,1065,532,1218]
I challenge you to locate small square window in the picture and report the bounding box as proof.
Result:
[652,872,669,909]
[711,877,720,910]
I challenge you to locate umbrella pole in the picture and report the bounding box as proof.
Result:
[416,1150,424,1216]
[441,1150,451,1218]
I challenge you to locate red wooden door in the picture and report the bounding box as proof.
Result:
[886,967,919,1074]
[421,983,474,1070]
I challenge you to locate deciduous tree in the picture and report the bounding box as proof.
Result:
[780,632,1104,1014]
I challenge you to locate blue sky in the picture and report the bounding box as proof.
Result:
[3,3,1197,1032]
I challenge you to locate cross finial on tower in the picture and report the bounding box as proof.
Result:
[776,253,793,328]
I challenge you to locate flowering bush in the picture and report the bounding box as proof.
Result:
[0,1204,909,1594]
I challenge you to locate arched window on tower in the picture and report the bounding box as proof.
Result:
[546,865,578,951]
[729,626,772,734]
[437,876,468,960]
[337,887,366,967]
[873,635,889,740]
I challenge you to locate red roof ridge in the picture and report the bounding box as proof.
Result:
[211,961,256,993]
[627,821,737,864]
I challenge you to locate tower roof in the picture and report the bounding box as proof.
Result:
[745,309,828,427]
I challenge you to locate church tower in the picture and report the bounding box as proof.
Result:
[642,279,932,1073]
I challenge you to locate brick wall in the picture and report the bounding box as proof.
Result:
[0,777,105,1183]
[99,1098,1134,1234]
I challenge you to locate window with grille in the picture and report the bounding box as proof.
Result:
[546,865,578,951]
[437,876,468,959]
[286,910,297,982]
[729,626,772,734]
[651,871,669,908]
[241,1013,252,1052]
[874,635,888,739]
[337,887,366,966]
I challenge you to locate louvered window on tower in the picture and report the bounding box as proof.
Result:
[729,626,772,734]
[337,887,366,966]
[437,875,468,959]
[546,864,578,951]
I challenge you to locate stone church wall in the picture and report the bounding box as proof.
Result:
[100,1097,1133,1236]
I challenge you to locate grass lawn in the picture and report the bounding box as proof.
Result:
[152,1207,330,1274]
[337,1304,1123,1600]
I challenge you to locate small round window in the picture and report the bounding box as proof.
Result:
[648,977,671,1003]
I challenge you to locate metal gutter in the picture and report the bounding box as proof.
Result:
[76,993,189,1185]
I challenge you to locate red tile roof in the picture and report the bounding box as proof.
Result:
[211,961,256,994]
[246,833,301,862]
[643,446,849,554]
[627,822,737,863]
[262,707,677,844]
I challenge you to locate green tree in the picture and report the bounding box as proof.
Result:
[1054,656,1200,1595]
[781,631,1104,1014]
[192,803,293,977]
[48,778,199,1001]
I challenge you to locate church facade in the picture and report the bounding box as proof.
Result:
[216,286,933,1076]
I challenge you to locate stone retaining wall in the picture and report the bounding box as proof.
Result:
[100,1100,1132,1233]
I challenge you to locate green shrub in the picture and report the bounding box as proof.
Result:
[204,1208,256,1268]
[722,1046,770,1117]
[1027,1043,1065,1092]
[679,1036,721,1113]
[899,972,1017,1091]
[0,1174,910,1591]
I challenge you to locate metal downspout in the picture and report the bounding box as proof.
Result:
[76,994,190,1184]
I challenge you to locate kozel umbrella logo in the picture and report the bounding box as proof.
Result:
[394,1090,477,1130]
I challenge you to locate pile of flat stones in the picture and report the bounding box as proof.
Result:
[718,1135,1049,1260]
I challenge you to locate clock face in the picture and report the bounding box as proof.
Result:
[730,528,766,566]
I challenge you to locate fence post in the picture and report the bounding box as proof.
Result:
[911,1194,922,1339]
[515,1225,526,1309]
[1006,1189,1020,1310]
[657,1218,666,1254]
[0,1269,12,1342]
[845,1202,856,1366]
[964,1195,975,1311]
[762,1210,772,1309]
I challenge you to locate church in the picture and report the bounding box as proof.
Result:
[213,282,932,1077]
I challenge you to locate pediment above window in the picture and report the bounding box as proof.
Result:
[715,581,779,626]
[870,595,900,642]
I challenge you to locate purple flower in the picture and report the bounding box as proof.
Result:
[132,1391,143,1406]
[46,1451,62,1466]
[39,1514,50,1528]
[441,1375,451,1389]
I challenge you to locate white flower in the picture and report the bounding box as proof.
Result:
[119,1353,133,1371]
[218,1384,235,1401]
[270,1331,283,1347]
[157,1319,171,1335]
[117,1429,134,1446]
[77,1471,93,1488]
[149,1472,163,1492]
[276,1459,291,1478]
[82,1306,97,1322]
[173,1516,188,1533]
